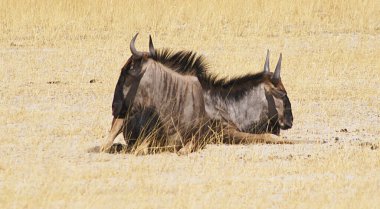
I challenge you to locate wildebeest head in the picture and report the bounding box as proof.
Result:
[111,33,155,119]
[262,50,293,133]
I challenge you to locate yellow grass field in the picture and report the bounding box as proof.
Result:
[1,0,379,208]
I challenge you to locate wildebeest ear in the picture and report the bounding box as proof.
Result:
[272,53,282,82]
[149,35,156,57]
[263,49,270,73]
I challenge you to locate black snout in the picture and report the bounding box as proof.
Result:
[281,95,293,130]
[280,110,293,130]
[282,120,293,130]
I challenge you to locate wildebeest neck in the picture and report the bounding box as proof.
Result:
[132,60,207,136]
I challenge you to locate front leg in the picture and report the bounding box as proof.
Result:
[100,118,124,152]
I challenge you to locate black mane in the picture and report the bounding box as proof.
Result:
[153,49,207,77]
[153,49,267,100]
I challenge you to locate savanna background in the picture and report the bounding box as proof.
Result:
[1,0,379,208]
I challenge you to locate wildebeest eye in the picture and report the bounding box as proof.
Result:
[129,59,142,73]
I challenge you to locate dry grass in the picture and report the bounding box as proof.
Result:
[1,0,380,208]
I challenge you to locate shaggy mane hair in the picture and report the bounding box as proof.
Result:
[153,49,267,100]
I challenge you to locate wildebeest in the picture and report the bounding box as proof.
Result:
[99,34,303,154]
[201,50,292,135]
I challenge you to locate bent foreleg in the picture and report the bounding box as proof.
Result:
[100,118,124,152]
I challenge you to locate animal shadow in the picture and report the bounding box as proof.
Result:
[87,143,129,154]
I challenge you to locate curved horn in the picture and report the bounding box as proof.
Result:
[130,33,143,58]
[273,53,282,81]
[149,35,156,57]
[263,49,270,73]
